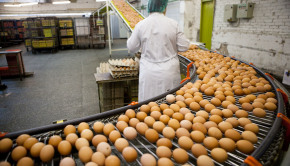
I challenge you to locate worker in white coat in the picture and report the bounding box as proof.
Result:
[127,0,190,102]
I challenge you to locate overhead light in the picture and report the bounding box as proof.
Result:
[4,2,38,7]
[52,1,71,4]
[0,12,91,17]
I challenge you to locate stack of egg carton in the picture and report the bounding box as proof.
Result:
[109,58,139,78]
[96,62,110,74]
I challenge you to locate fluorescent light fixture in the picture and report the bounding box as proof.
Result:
[96,0,107,1]
[0,12,91,17]
[52,1,71,4]
[4,2,38,7]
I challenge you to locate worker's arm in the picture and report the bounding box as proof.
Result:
[127,23,141,53]
[176,26,190,52]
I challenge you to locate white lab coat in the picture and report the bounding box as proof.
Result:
[127,13,189,102]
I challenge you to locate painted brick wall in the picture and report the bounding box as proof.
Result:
[211,0,290,77]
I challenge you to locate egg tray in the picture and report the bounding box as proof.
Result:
[0,53,287,166]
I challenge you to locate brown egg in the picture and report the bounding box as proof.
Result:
[66,133,78,146]
[91,135,107,148]
[170,104,181,112]
[180,120,192,130]
[93,121,104,133]
[17,157,33,166]
[254,98,266,104]
[210,109,223,116]
[30,142,45,157]
[224,90,234,96]
[184,98,195,106]
[225,129,241,141]
[78,122,90,133]
[126,109,136,119]
[235,110,249,118]
[242,103,253,111]
[103,123,115,136]
[85,162,98,166]
[242,131,258,144]
[225,118,239,128]
[196,110,209,120]
[153,121,166,133]
[176,101,186,108]
[81,129,94,142]
[265,92,275,98]
[203,137,219,150]
[64,125,76,136]
[219,138,236,152]
[226,96,236,104]
[151,106,161,112]
[239,97,250,104]
[136,112,147,122]
[114,138,129,152]
[238,118,252,127]
[91,152,105,166]
[178,108,190,115]
[166,94,176,103]
[0,138,13,153]
[158,157,174,166]
[59,157,75,166]
[193,116,206,124]
[204,121,218,130]
[136,122,148,135]
[227,104,239,113]
[222,109,233,118]
[108,130,121,143]
[192,122,207,134]
[209,115,223,124]
[122,147,137,162]
[168,119,180,130]
[204,88,215,96]
[58,140,72,156]
[172,112,184,122]
[252,102,265,109]
[173,148,188,164]
[257,94,268,100]
[162,127,175,139]
[76,138,90,150]
[145,129,159,143]
[16,134,30,146]
[156,146,172,158]
[215,94,226,102]
[105,155,121,166]
[118,115,129,123]
[79,146,93,163]
[236,140,254,154]
[246,94,256,102]
[157,138,172,148]
[140,105,151,114]
[222,101,232,108]
[197,155,214,166]
[129,118,140,128]
[123,127,137,140]
[191,144,207,158]
[189,102,201,112]
[252,108,266,118]
[208,127,223,140]
[184,113,195,122]
[116,121,128,133]
[0,161,11,166]
[140,153,156,166]
[159,103,169,111]
[178,136,193,150]
[159,115,170,125]
[265,102,277,111]
[97,142,111,157]
[11,146,27,161]
[176,90,185,95]
[190,130,205,143]
[204,103,216,112]
[24,137,38,150]
[211,148,228,163]
[267,98,277,104]
[40,145,55,162]
[148,102,158,108]
[163,109,174,117]
[244,123,259,134]
[194,95,203,103]
[210,98,221,106]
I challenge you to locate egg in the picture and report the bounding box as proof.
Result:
[0,138,13,153]
[105,155,121,166]
[168,119,180,130]
[23,137,38,150]
[180,120,192,130]
[184,113,195,122]
[176,101,186,108]
[209,115,223,124]
[0,161,11,166]
[208,127,223,140]
[140,153,156,166]
[103,123,115,136]
[267,98,277,104]
[199,100,210,108]
[176,95,185,102]
[236,140,254,154]
[136,112,147,122]
[252,108,266,118]
[238,118,252,127]
[160,103,169,111]
[210,109,223,116]
[140,105,151,113]
[211,148,228,163]
[189,102,200,111]
[81,129,94,141]
[235,110,249,118]
[227,104,239,113]
[48,135,62,148]
[204,103,216,112]
[17,157,34,166]
[172,148,188,164]
[191,144,207,158]
[122,147,137,162]
[151,111,162,121]
[59,157,75,166]
[58,140,72,156]
[215,94,226,101]
[219,138,236,152]
[129,118,140,128]
[157,157,174,166]
[78,122,90,133]
[225,117,239,128]
[40,145,55,162]
[156,146,172,158]
[244,123,259,134]
[163,109,174,117]
[66,133,78,146]
[92,134,107,147]
[222,109,233,118]
[166,94,175,103]
[79,146,93,163]
[125,109,136,119]
[153,121,166,133]
[136,122,148,135]
[170,104,180,112]
[178,136,193,150]
[16,134,30,146]
[197,155,214,166]
[254,98,266,104]
[145,129,159,143]
[109,130,121,143]
[151,106,161,112]
[193,95,203,103]
[226,96,236,103]
[252,102,265,109]
[97,142,111,157]
[211,98,222,106]
[193,116,206,124]
[184,93,193,99]
[148,102,158,107]
[30,142,45,157]
[114,138,129,152]
[85,162,98,166]
[156,138,172,148]
[75,138,89,150]
[203,137,219,150]
[64,125,76,136]
[196,110,209,120]
[265,102,277,111]
[123,127,137,140]
[241,131,258,143]
[176,90,185,95]
[118,115,129,123]
[184,98,195,106]
[11,146,27,161]
[93,121,104,133]
[144,116,155,128]
[172,112,184,122]
[91,152,105,166]
[225,129,241,141]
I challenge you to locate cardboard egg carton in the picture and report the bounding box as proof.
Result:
[108,58,138,67]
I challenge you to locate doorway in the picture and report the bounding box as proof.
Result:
[200,0,215,50]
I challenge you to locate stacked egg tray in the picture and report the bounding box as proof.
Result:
[109,58,139,78]
[0,52,286,166]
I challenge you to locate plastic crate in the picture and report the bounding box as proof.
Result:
[32,40,39,48]
[43,29,52,37]
[25,39,31,46]
[59,20,73,28]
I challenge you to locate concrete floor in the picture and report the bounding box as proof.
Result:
[0,39,131,132]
